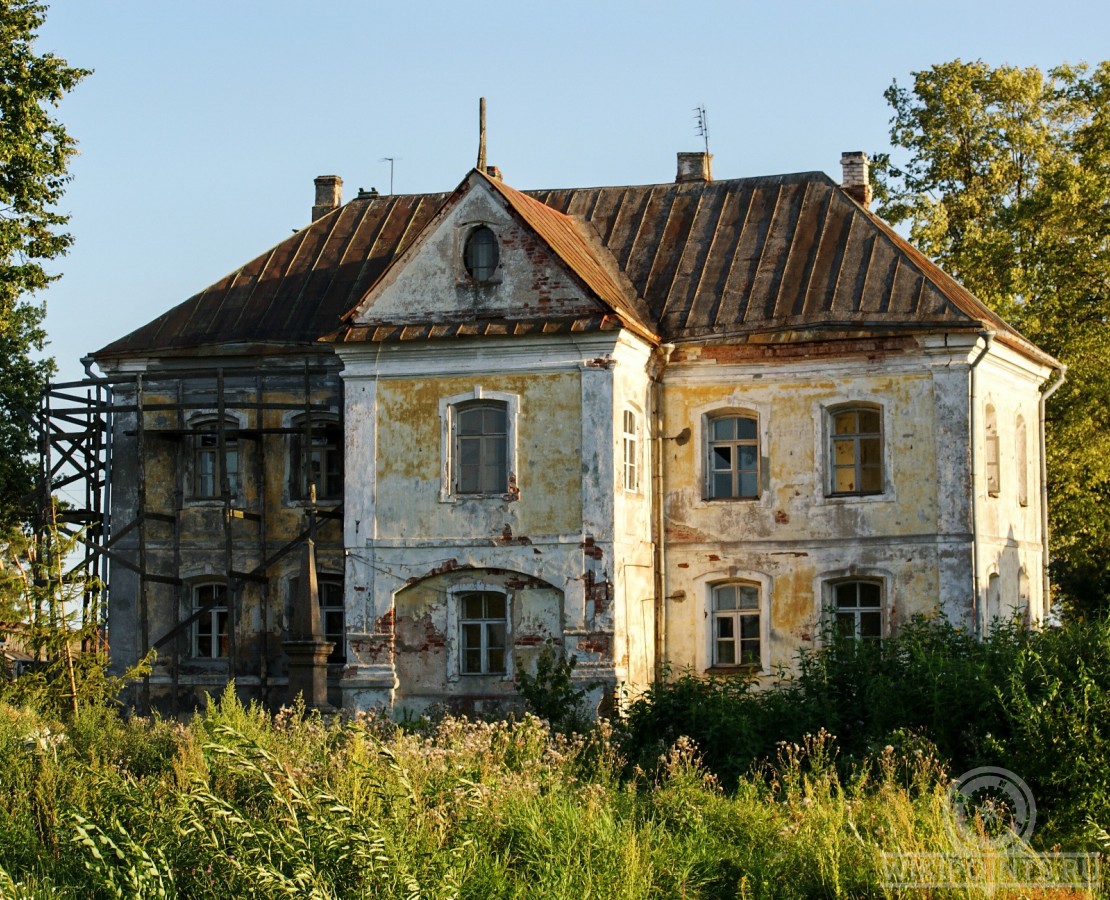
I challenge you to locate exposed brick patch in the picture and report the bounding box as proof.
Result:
[677,336,914,364]
[775,510,790,524]
[577,631,611,657]
[581,535,604,560]
[406,558,460,584]
[584,356,616,369]
[584,570,611,616]
[395,613,446,654]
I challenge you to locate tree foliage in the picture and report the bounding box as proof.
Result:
[874,59,1110,617]
[0,1,86,525]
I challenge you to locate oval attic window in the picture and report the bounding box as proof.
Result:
[464,226,499,282]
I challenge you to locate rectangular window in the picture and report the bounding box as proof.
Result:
[194,427,239,499]
[830,407,883,495]
[459,591,507,674]
[833,581,883,640]
[708,415,759,499]
[623,409,638,491]
[292,422,342,501]
[456,403,508,494]
[712,583,761,666]
[193,583,229,658]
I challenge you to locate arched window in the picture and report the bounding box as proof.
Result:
[829,580,884,640]
[985,404,1000,497]
[707,414,759,499]
[455,401,508,494]
[828,405,883,496]
[463,226,499,282]
[192,420,239,500]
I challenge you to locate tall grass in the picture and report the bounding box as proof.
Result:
[2,618,1108,896]
[0,686,1100,898]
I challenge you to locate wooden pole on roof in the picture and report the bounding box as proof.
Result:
[477,97,487,172]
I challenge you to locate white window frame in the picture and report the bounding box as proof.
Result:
[446,582,513,682]
[191,582,229,659]
[185,411,246,505]
[694,570,772,674]
[622,407,640,492]
[705,412,761,500]
[439,388,520,502]
[690,399,771,509]
[827,579,885,641]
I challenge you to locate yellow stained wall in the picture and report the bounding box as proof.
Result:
[375,372,582,539]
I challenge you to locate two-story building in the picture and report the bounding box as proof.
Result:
[91,150,1060,714]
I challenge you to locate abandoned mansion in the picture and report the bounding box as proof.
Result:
[86,148,1061,713]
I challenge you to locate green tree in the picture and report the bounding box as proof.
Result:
[0,2,86,526]
[874,59,1110,618]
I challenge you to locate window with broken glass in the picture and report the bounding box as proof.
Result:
[708,415,759,499]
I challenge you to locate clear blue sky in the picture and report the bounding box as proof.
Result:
[35,0,1110,381]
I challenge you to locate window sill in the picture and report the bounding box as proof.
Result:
[706,664,762,676]
[819,491,893,505]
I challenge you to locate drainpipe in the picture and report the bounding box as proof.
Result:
[1038,364,1066,620]
[968,330,993,639]
[650,343,674,681]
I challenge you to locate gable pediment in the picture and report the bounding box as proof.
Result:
[347,171,613,328]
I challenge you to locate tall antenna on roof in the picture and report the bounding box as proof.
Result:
[477,97,487,172]
[694,105,710,156]
[380,157,400,195]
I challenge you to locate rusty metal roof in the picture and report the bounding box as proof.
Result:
[94,170,1048,363]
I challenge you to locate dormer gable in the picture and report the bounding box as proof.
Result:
[339,170,658,343]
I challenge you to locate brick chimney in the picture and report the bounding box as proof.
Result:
[676,152,713,183]
[312,175,343,221]
[840,152,872,209]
